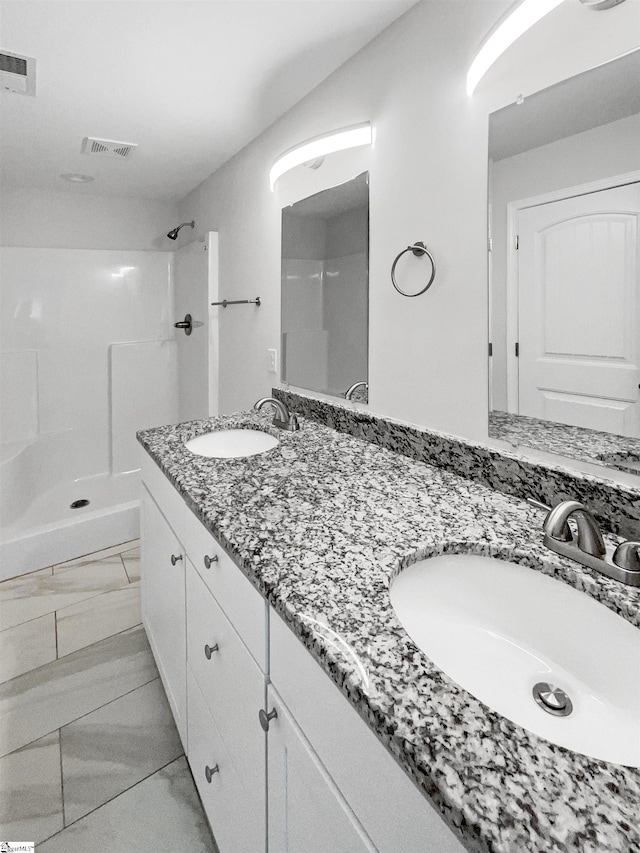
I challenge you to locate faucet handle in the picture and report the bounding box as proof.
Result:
[612,541,640,572]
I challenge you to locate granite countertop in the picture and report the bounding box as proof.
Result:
[489,410,640,475]
[137,411,640,853]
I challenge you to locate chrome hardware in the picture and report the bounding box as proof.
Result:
[204,554,219,569]
[211,297,261,308]
[205,764,219,782]
[170,553,183,566]
[259,708,278,732]
[613,541,640,572]
[344,381,368,401]
[167,220,195,241]
[542,500,640,587]
[532,682,573,717]
[254,397,299,432]
[391,241,436,297]
[526,498,552,513]
[204,643,219,660]
[173,314,193,335]
[544,500,605,555]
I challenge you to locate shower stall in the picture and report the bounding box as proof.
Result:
[0,247,183,581]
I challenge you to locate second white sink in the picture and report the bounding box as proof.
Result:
[390,553,640,767]
[185,429,279,459]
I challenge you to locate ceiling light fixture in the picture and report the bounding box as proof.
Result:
[60,173,94,183]
[466,0,566,97]
[269,123,372,191]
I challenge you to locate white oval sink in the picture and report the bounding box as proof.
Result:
[185,429,279,459]
[390,554,640,767]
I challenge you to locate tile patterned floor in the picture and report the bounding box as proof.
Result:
[0,541,218,852]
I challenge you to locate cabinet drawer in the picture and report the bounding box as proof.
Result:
[270,609,464,853]
[182,501,266,670]
[187,562,266,813]
[187,667,263,853]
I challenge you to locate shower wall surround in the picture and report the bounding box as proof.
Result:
[273,389,640,540]
[0,247,178,577]
[0,248,177,476]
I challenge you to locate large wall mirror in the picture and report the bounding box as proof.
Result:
[281,171,369,402]
[488,50,640,476]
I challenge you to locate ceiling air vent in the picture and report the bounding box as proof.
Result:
[81,137,138,159]
[0,50,36,96]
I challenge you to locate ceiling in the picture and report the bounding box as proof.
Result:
[0,0,417,202]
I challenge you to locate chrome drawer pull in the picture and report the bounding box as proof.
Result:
[170,554,183,566]
[204,643,219,660]
[259,707,278,732]
[204,554,219,569]
[205,764,219,783]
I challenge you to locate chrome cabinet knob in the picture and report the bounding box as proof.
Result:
[204,554,219,569]
[259,707,278,732]
[205,764,219,783]
[170,554,183,566]
[204,643,219,660]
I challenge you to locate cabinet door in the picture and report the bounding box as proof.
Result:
[270,611,465,853]
[186,562,266,835]
[267,686,375,853]
[141,485,186,747]
[188,667,264,853]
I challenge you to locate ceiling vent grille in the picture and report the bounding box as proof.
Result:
[0,50,36,96]
[81,137,138,159]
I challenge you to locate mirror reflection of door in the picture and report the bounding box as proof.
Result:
[488,49,640,472]
[517,181,640,438]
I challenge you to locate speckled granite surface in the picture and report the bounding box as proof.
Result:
[138,410,640,853]
[274,389,640,540]
[489,410,640,476]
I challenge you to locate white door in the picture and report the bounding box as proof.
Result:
[267,686,375,853]
[174,232,219,421]
[517,182,640,437]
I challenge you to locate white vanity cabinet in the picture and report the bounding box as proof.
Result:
[140,485,187,747]
[141,449,464,853]
[140,452,267,851]
[268,609,465,853]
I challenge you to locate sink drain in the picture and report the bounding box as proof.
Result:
[70,499,90,509]
[532,682,573,717]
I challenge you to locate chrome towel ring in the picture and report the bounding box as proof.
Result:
[391,241,436,297]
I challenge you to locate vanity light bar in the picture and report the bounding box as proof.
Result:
[466,0,566,96]
[269,123,372,191]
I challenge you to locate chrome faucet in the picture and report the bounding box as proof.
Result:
[344,381,368,401]
[254,397,299,432]
[542,499,640,586]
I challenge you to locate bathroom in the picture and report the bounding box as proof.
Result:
[1,0,639,851]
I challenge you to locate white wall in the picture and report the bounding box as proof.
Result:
[490,113,640,410]
[0,188,178,251]
[177,0,640,443]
